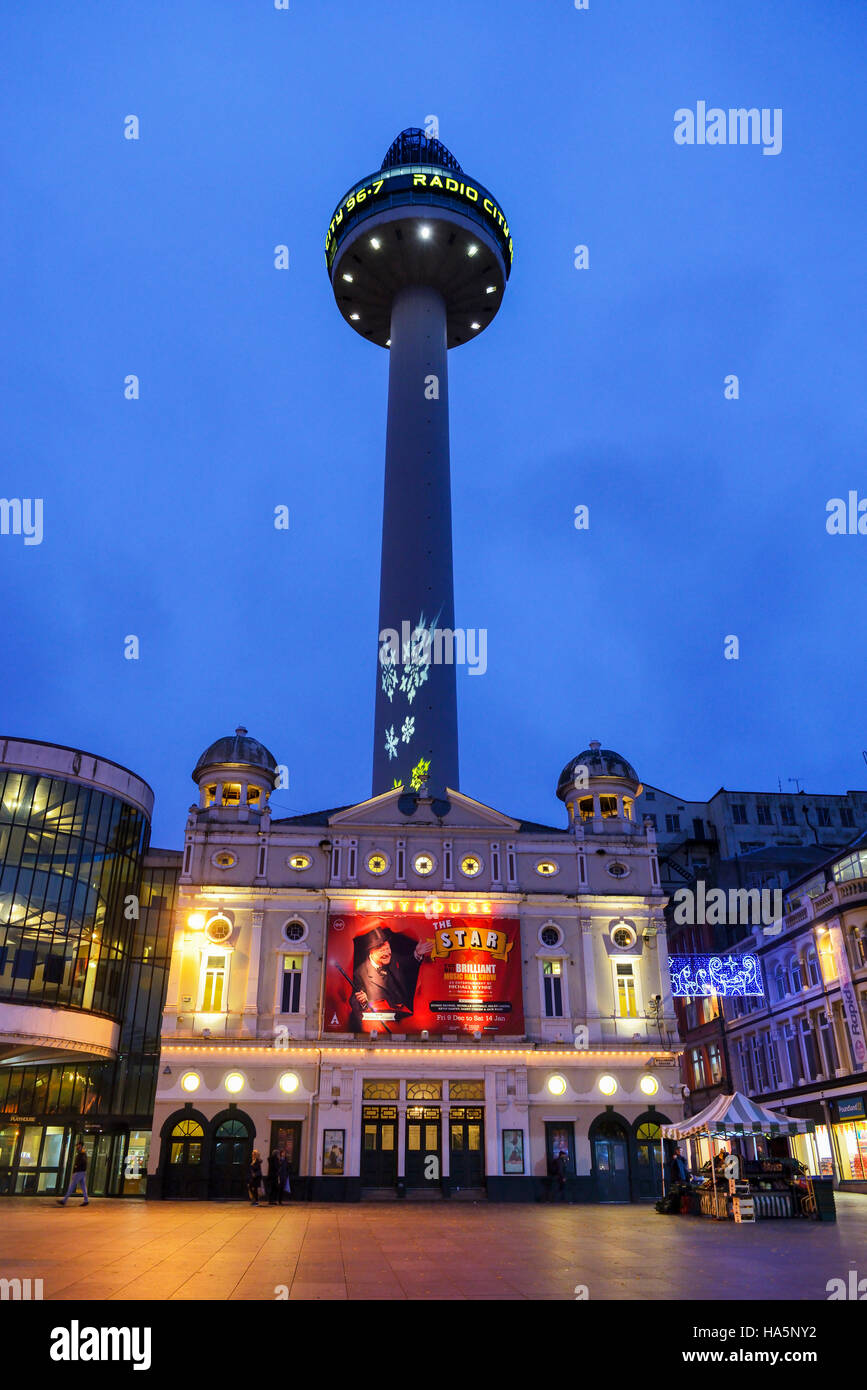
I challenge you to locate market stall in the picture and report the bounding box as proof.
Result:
[660,1091,833,1221]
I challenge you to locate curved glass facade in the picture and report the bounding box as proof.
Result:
[0,769,149,1017]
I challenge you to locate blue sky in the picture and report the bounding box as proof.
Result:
[3,1,865,847]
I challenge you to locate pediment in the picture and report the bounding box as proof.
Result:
[328,787,520,832]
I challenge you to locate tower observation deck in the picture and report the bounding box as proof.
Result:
[326,128,511,797]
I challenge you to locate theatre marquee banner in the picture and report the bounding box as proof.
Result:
[324,911,524,1036]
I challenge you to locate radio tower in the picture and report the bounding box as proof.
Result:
[326,128,512,797]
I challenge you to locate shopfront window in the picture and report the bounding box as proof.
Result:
[834,1121,867,1181]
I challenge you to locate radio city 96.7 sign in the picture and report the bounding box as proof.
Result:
[325,170,513,273]
[324,911,524,1036]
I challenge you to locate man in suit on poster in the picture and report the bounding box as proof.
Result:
[349,925,433,1032]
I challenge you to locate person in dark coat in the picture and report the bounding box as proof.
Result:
[349,926,433,1031]
[554,1148,569,1201]
[669,1148,689,1186]
[277,1148,291,1205]
[248,1150,263,1205]
[267,1147,281,1205]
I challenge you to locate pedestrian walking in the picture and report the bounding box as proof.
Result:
[248,1149,263,1205]
[56,1141,89,1206]
[277,1148,291,1206]
[555,1147,569,1201]
[267,1146,281,1206]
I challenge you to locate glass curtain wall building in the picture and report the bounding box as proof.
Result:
[0,739,179,1195]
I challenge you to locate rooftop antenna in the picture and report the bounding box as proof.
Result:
[788,777,803,793]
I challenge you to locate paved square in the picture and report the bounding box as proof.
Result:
[1,1196,864,1301]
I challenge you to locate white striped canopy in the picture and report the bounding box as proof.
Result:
[660,1090,815,1139]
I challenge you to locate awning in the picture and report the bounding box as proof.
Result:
[660,1090,815,1140]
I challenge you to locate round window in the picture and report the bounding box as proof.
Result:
[283,920,307,944]
[460,854,482,877]
[536,860,558,877]
[607,862,629,879]
[540,925,561,948]
[413,853,435,876]
[367,852,389,875]
[611,924,636,949]
[288,853,312,871]
[213,851,237,869]
[205,915,233,944]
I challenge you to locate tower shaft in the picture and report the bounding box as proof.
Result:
[373,285,459,796]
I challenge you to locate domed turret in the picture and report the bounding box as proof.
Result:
[192,726,278,813]
[556,740,643,832]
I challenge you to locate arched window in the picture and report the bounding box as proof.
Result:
[169,1119,204,1166]
[636,1121,661,1143]
[790,958,802,993]
[806,949,821,988]
[775,964,787,1001]
[578,797,594,822]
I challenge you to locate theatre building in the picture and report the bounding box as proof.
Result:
[150,733,683,1202]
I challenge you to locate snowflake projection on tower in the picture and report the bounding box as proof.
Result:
[379,645,398,703]
[378,610,441,789]
[399,614,438,706]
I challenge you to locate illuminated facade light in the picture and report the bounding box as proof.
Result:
[350,313,360,321]
[342,273,353,282]
[369,237,381,249]
[640,1074,659,1096]
[547,1074,567,1096]
[187,912,205,930]
[180,1072,201,1093]
[486,285,496,294]
[467,244,478,256]
[669,953,764,998]
[419,225,431,238]
[279,1071,300,1094]
[470,322,481,330]
[598,1075,618,1096]
[224,1072,245,1094]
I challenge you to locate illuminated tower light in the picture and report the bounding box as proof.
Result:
[325,127,512,796]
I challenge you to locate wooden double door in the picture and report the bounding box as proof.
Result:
[361,1106,398,1187]
[405,1107,441,1187]
[449,1107,485,1188]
